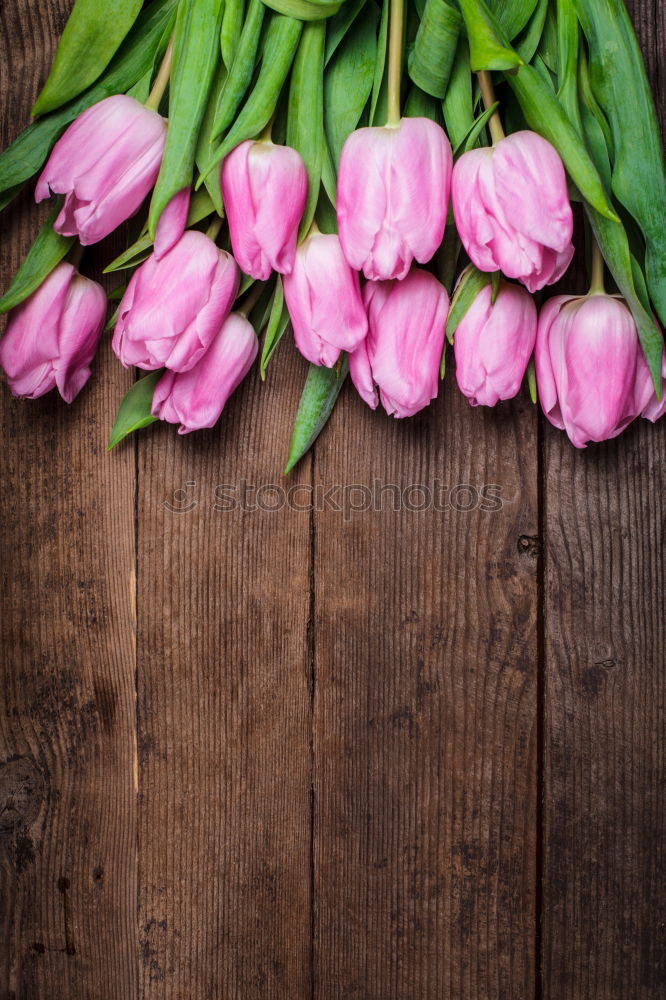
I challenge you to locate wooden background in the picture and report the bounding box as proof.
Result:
[0,1,664,997]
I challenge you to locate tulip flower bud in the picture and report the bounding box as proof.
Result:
[154,188,191,261]
[452,131,574,293]
[454,278,537,406]
[535,293,640,447]
[151,313,258,434]
[221,139,308,280]
[349,268,448,418]
[113,230,239,373]
[36,95,166,245]
[0,262,106,403]
[337,117,452,281]
[283,232,368,368]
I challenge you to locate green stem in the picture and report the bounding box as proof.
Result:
[259,117,274,142]
[206,217,224,242]
[477,71,505,144]
[588,238,606,295]
[68,242,84,268]
[386,0,405,126]
[145,34,174,112]
[237,281,265,318]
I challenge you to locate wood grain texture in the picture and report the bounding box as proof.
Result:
[541,4,666,998]
[0,2,137,998]
[0,0,665,997]
[312,378,539,998]
[136,351,314,998]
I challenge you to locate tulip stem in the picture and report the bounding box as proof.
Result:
[206,217,224,242]
[589,239,606,295]
[259,118,274,142]
[237,281,265,318]
[145,34,174,112]
[68,242,84,268]
[477,71,505,145]
[386,0,405,126]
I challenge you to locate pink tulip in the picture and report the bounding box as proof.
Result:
[36,95,166,245]
[452,131,574,293]
[151,313,258,434]
[535,293,640,447]
[632,346,666,423]
[337,118,452,281]
[454,279,537,406]
[221,139,308,280]
[0,262,106,403]
[113,230,239,372]
[154,188,191,260]
[349,268,448,417]
[283,232,368,367]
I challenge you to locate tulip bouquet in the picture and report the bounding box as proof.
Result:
[1,0,665,466]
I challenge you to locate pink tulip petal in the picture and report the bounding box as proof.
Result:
[37,95,166,244]
[285,233,367,366]
[222,142,262,276]
[0,264,73,397]
[154,188,191,260]
[535,295,577,431]
[249,142,307,275]
[54,274,106,402]
[348,337,378,409]
[337,127,392,276]
[493,131,574,252]
[152,314,258,433]
[368,269,448,417]
[455,282,537,407]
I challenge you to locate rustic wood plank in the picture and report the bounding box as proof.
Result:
[541,4,666,997]
[312,377,539,998]
[136,351,314,998]
[0,2,138,998]
[542,424,666,999]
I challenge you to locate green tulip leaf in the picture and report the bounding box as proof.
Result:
[261,0,342,19]
[555,0,582,134]
[320,130,338,205]
[149,0,223,238]
[287,21,326,237]
[284,358,349,474]
[213,0,265,138]
[32,0,143,116]
[514,0,548,63]
[195,63,228,214]
[260,278,292,378]
[324,4,378,166]
[456,0,524,70]
[453,101,498,156]
[221,0,246,69]
[325,0,367,64]
[200,15,303,184]
[369,0,389,125]
[316,183,339,232]
[408,0,461,99]
[442,39,475,150]
[0,200,75,314]
[444,264,492,348]
[574,0,666,329]
[487,0,538,40]
[108,372,162,450]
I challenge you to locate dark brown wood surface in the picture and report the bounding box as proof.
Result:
[0,1,663,998]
